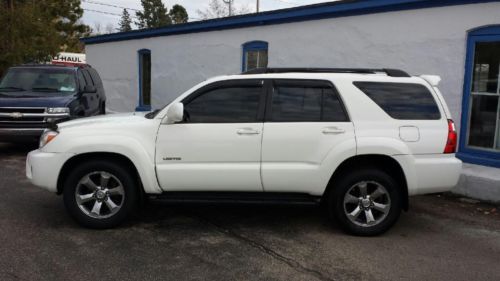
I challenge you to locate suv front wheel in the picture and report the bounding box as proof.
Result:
[328,169,402,236]
[63,160,138,229]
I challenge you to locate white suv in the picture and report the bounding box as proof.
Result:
[26,68,462,236]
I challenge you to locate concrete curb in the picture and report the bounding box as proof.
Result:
[452,163,500,204]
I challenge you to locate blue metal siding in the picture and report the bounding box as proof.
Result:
[81,0,500,45]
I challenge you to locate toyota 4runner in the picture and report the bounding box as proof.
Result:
[26,68,462,236]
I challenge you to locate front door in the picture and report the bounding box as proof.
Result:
[155,79,266,191]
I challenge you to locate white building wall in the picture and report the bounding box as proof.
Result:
[86,2,500,128]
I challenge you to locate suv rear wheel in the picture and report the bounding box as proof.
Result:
[63,160,138,229]
[328,169,402,236]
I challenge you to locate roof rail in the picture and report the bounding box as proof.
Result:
[241,68,411,77]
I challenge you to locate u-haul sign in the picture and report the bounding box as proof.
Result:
[52,52,86,66]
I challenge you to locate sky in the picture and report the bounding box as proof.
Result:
[81,0,335,31]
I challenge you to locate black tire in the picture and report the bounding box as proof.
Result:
[63,160,138,229]
[327,169,402,236]
[100,102,106,115]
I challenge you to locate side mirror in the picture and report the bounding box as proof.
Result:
[165,103,184,124]
[82,85,97,93]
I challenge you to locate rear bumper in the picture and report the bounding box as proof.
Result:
[394,154,462,196]
[26,149,75,193]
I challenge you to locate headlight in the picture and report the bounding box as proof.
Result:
[39,130,59,148]
[47,107,70,114]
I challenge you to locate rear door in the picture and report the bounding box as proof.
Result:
[261,79,355,193]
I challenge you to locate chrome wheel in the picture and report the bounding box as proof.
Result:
[75,171,125,219]
[343,181,391,227]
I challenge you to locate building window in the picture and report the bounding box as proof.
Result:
[458,25,500,168]
[242,41,268,72]
[136,49,151,111]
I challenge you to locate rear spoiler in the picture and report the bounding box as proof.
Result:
[420,75,452,119]
[420,75,441,87]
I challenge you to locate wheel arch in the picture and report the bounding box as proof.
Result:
[56,152,144,200]
[324,154,409,211]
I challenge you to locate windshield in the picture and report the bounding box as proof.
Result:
[0,67,77,96]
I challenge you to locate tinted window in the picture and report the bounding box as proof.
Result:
[88,68,102,87]
[353,82,441,120]
[271,81,348,122]
[77,71,86,90]
[184,85,262,123]
[0,67,77,94]
[82,70,94,86]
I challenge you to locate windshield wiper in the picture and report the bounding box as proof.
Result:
[0,86,26,91]
[31,87,61,92]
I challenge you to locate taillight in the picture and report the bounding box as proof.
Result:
[444,119,457,153]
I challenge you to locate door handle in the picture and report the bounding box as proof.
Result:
[322,127,345,135]
[236,128,260,135]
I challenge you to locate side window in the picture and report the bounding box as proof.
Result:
[270,80,348,122]
[89,68,102,87]
[242,41,268,72]
[184,82,262,123]
[353,82,441,120]
[77,71,86,91]
[82,69,94,86]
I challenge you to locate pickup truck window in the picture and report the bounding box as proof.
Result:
[77,71,86,91]
[0,68,77,95]
[82,69,94,86]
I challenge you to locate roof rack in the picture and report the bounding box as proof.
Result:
[241,68,411,77]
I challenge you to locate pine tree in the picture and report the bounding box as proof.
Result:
[135,0,171,29]
[169,4,188,24]
[0,0,91,75]
[119,9,133,32]
[48,0,91,52]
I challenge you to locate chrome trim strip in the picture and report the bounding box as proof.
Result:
[0,112,69,118]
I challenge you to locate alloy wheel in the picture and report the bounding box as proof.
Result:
[343,181,391,227]
[75,171,125,219]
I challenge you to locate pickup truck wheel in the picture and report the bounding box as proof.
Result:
[100,102,106,115]
[63,161,138,229]
[328,169,401,236]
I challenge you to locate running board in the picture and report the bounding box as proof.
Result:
[150,192,322,206]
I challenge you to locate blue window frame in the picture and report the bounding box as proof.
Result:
[136,49,152,111]
[242,41,268,72]
[457,25,500,168]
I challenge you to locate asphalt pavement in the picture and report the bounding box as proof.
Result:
[0,142,499,281]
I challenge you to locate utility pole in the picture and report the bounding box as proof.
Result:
[256,0,260,13]
[222,0,233,16]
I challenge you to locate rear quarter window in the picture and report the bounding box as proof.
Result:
[353,82,441,120]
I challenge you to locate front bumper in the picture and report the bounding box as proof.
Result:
[26,149,75,193]
[0,128,45,141]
